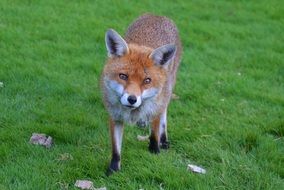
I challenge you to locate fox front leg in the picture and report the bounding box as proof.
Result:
[148,109,169,153]
[159,109,169,149]
[149,115,160,154]
[107,119,124,175]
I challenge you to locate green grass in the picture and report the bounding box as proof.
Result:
[0,0,283,189]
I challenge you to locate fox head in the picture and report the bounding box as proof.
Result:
[103,29,176,109]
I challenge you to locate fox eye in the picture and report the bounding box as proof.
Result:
[144,78,151,84]
[119,73,128,80]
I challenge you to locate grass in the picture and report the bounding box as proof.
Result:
[0,0,283,189]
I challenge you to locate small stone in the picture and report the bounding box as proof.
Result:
[30,133,53,148]
[75,180,93,190]
[43,136,53,148]
[137,135,149,141]
[187,164,206,174]
[220,98,225,102]
[0,82,3,88]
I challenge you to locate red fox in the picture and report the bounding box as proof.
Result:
[101,14,182,174]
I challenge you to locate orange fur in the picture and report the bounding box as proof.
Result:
[103,44,167,102]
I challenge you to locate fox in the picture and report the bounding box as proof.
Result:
[101,13,182,174]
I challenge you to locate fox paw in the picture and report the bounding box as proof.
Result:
[106,167,118,176]
[160,141,170,149]
[149,144,160,154]
[106,164,120,176]
[106,157,120,176]
[149,135,160,154]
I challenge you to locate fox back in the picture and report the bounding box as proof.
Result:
[125,13,182,65]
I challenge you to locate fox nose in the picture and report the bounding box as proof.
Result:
[127,95,137,105]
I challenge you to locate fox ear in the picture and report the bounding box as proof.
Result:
[105,29,129,58]
[150,44,176,66]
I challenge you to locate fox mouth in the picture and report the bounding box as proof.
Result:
[124,105,139,110]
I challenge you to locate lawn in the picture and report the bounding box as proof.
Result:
[0,0,283,189]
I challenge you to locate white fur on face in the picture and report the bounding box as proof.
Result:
[107,80,158,114]
[104,78,161,124]
[109,80,124,96]
[120,92,142,108]
[142,88,159,100]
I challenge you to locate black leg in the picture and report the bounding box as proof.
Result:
[107,151,120,176]
[160,132,170,149]
[107,120,123,176]
[148,133,160,154]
